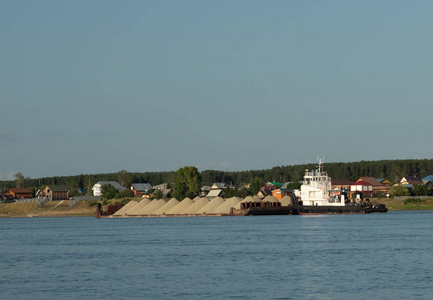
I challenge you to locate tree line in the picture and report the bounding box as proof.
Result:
[2,159,433,196]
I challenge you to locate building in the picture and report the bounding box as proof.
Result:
[400,176,423,186]
[153,183,169,190]
[92,181,125,196]
[6,188,32,199]
[206,189,224,198]
[271,188,292,200]
[130,183,152,195]
[257,187,273,199]
[331,178,353,191]
[357,177,390,193]
[350,180,373,199]
[0,194,15,203]
[44,185,70,200]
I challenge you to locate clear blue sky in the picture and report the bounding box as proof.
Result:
[1,0,432,179]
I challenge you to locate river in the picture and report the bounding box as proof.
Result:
[1,211,432,299]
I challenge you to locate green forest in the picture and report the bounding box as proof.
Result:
[2,159,433,195]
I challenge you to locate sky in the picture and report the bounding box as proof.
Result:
[1,0,432,180]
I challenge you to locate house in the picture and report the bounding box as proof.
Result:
[350,180,373,199]
[271,188,292,200]
[130,183,152,195]
[206,189,224,198]
[211,183,226,189]
[357,177,390,193]
[92,181,125,196]
[36,189,46,199]
[422,175,433,184]
[153,183,169,190]
[6,188,32,199]
[331,178,353,191]
[267,182,282,189]
[257,187,273,199]
[376,178,391,187]
[200,185,212,196]
[400,176,423,186]
[44,185,70,200]
[0,194,15,203]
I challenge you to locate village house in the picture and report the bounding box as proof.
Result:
[130,183,152,196]
[44,185,70,200]
[206,189,224,198]
[331,178,353,191]
[356,177,390,193]
[271,188,292,200]
[211,183,226,189]
[350,180,373,199]
[0,193,15,203]
[6,188,32,199]
[400,176,423,186]
[200,185,212,196]
[153,183,169,190]
[92,181,125,196]
[257,187,273,199]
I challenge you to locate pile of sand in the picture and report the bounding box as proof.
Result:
[113,201,138,216]
[166,198,194,214]
[234,196,261,209]
[263,195,278,202]
[153,198,179,215]
[252,196,262,202]
[212,197,240,214]
[139,199,167,215]
[280,195,292,206]
[196,197,225,214]
[181,197,210,214]
[125,199,152,216]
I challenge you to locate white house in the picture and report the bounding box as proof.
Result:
[92,181,126,196]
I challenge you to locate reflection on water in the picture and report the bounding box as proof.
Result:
[0,212,432,299]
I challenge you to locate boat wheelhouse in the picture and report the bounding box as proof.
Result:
[299,158,345,206]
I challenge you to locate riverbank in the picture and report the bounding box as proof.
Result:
[1,197,433,217]
[0,200,95,218]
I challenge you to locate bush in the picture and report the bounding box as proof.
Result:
[404,198,423,204]
[119,189,134,198]
[390,185,410,197]
[88,200,98,207]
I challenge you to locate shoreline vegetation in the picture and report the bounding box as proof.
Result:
[2,197,433,218]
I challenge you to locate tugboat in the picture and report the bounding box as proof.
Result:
[293,158,387,214]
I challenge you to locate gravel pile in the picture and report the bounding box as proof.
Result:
[126,199,152,216]
[113,200,138,216]
[280,196,292,206]
[153,198,179,215]
[140,199,167,215]
[263,195,278,202]
[212,197,240,214]
[196,197,225,214]
[166,197,194,214]
[181,197,209,214]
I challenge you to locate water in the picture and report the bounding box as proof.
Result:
[1,212,432,299]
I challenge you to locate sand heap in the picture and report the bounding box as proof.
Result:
[125,199,152,216]
[181,197,210,215]
[212,197,240,214]
[153,198,179,215]
[166,197,194,215]
[113,200,138,217]
[138,199,167,215]
[234,196,261,209]
[263,195,278,202]
[196,197,225,215]
[280,195,292,206]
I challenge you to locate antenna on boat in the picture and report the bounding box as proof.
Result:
[317,156,325,173]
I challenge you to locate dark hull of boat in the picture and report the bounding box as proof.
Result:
[297,204,388,215]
